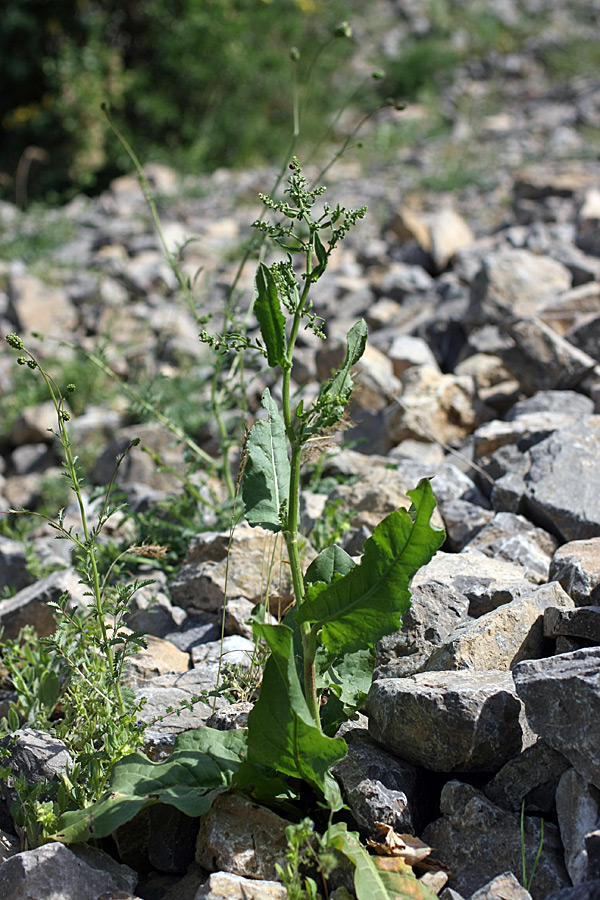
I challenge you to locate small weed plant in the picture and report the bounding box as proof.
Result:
[12,161,445,900]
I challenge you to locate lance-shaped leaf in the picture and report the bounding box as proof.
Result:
[295,479,444,655]
[245,620,347,810]
[328,822,438,900]
[47,728,246,843]
[312,319,368,430]
[254,262,287,368]
[243,388,290,532]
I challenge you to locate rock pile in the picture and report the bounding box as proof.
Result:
[3,7,600,898]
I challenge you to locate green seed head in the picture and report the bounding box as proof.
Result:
[6,333,24,350]
[66,384,76,393]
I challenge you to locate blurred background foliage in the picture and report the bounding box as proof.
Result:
[1,0,359,205]
[3,0,599,207]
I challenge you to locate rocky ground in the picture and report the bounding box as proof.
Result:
[2,2,600,899]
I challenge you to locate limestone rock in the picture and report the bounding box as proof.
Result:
[556,768,600,884]
[469,248,572,326]
[470,872,532,900]
[506,317,596,391]
[544,606,600,643]
[522,417,600,541]
[484,738,570,816]
[195,793,289,881]
[194,872,287,900]
[425,581,574,671]
[367,670,529,772]
[124,634,190,689]
[0,841,138,900]
[513,647,600,790]
[549,538,600,606]
[463,513,558,584]
[0,568,88,639]
[422,782,569,900]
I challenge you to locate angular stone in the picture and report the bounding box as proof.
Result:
[9,400,60,445]
[0,568,90,640]
[385,366,489,446]
[0,841,138,900]
[425,582,574,672]
[469,248,572,326]
[506,390,594,421]
[556,768,600,884]
[388,334,440,377]
[470,872,532,900]
[464,513,558,584]
[513,648,600,790]
[421,782,569,900]
[376,572,470,675]
[332,728,425,836]
[0,829,19,865]
[472,412,577,459]
[194,872,287,900]
[169,524,308,616]
[567,314,600,363]
[522,417,600,541]
[429,208,475,272]
[549,538,600,606]
[8,273,77,336]
[206,702,253,731]
[367,670,528,772]
[439,499,494,552]
[485,738,570,815]
[124,634,190,689]
[544,606,600,642]
[195,793,288,881]
[506,317,596,391]
[135,666,227,735]
[191,636,255,669]
[412,550,531,618]
[0,729,71,833]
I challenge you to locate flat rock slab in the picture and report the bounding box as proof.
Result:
[367,670,529,772]
[195,871,287,899]
[422,781,569,900]
[523,417,600,541]
[513,647,600,790]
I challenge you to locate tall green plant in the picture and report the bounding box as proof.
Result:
[46,166,443,900]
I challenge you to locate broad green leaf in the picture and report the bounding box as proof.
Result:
[317,646,376,735]
[328,822,438,900]
[254,262,287,368]
[245,621,346,810]
[243,388,290,532]
[296,480,444,655]
[313,319,368,430]
[304,544,355,586]
[47,728,246,843]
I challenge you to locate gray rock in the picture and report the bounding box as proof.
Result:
[513,648,600,790]
[544,883,600,900]
[468,248,572,326]
[332,728,425,836]
[586,830,600,881]
[0,568,88,640]
[376,577,470,672]
[484,739,570,815]
[505,390,594,421]
[473,413,577,460]
[422,782,569,900]
[464,513,558,584]
[522,417,600,541]
[194,872,287,900]
[135,665,227,735]
[195,793,288,881]
[425,582,574,672]
[367,670,529,772]
[440,499,494,551]
[205,702,253,731]
[0,841,138,900]
[505,317,596,391]
[0,729,72,832]
[413,551,532,618]
[469,872,532,900]
[549,539,600,606]
[0,535,31,594]
[191,635,255,669]
[544,606,600,643]
[556,768,600,885]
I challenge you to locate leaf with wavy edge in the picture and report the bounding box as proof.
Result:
[295,479,444,655]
